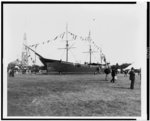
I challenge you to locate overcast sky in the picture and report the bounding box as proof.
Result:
[4,2,146,68]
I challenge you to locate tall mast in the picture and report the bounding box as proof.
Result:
[58,24,75,62]
[66,23,69,62]
[89,45,92,64]
[88,31,92,64]
[83,31,95,64]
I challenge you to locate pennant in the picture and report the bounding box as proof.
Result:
[61,32,65,38]
[75,35,77,40]
[54,36,58,40]
[35,44,38,48]
[62,32,65,39]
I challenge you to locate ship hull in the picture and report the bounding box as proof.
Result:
[24,45,101,74]
[39,57,101,74]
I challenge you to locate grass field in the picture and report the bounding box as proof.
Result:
[7,73,141,116]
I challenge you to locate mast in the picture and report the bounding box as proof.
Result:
[83,31,96,64]
[58,23,75,62]
[88,31,92,64]
[66,23,69,62]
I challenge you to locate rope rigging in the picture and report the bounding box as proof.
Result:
[26,29,107,64]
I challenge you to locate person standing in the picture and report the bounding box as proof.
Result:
[104,68,110,81]
[8,69,12,77]
[129,67,135,89]
[111,69,116,83]
[124,70,128,77]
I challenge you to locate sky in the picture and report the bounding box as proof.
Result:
[3,2,146,68]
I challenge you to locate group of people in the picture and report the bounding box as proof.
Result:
[8,68,15,77]
[105,67,136,89]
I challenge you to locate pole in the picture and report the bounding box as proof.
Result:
[89,45,91,64]
[88,31,92,64]
[66,23,69,62]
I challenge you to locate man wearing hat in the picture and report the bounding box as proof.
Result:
[129,67,135,89]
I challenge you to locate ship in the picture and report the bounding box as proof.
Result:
[24,24,106,74]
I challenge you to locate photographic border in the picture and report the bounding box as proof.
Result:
[1,1,148,120]
[147,2,149,121]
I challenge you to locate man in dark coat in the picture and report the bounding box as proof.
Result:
[104,68,111,81]
[129,67,135,89]
[111,69,116,83]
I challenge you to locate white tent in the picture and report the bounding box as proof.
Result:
[124,63,141,70]
[15,65,20,69]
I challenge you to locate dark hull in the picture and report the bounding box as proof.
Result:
[39,57,101,73]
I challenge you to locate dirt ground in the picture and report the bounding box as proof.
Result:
[7,73,141,116]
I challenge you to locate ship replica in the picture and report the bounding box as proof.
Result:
[25,24,106,74]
